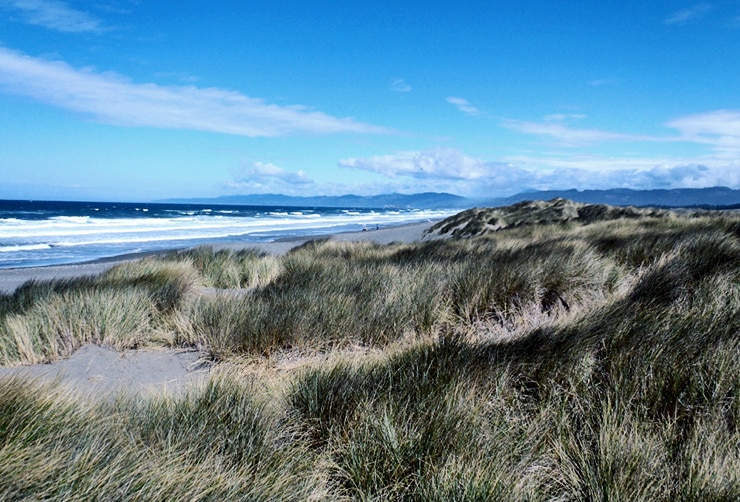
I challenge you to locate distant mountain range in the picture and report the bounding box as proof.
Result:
[162,192,471,209]
[488,187,740,209]
[163,187,740,210]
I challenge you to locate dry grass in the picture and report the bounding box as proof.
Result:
[1,201,738,500]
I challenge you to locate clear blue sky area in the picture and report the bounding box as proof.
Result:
[1,1,739,201]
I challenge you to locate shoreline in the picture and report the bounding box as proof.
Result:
[0,220,440,294]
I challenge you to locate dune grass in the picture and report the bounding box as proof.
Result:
[0,261,199,365]
[0,374,322,501]
[163,246,283,289]
[1,203,738,499]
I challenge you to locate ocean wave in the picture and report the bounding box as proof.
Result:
[51,216,91,223]
[0,243,52,253]
[1,210,454,237]
[0,207,460,268]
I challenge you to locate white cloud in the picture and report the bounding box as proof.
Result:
[338,147,504,181]
[0,48,393,137]
[228,162,314,194]
[339,148,540,197]
[340,109,740,196]
[501,118,656,146]
[446,96,481,116]
[390,78,412,92]
[246,162,314,185]
[339,147,740,198]
[503,109,740,152]
[665,109,740,155]
[543,113,587,122]
[664,3,713,25]
[0,0,104,33]
[507,153,740,189]
[496,110,740,191]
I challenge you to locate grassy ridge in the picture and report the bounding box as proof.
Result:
[1,203,739,499]
[425,198,677,238]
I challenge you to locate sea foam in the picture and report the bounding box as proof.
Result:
[0,202,456,268]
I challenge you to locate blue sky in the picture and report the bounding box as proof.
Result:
[1,1,739,201]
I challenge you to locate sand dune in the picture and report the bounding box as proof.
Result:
[0,220,439,398]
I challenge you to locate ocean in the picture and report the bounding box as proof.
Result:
[0,200,458,269]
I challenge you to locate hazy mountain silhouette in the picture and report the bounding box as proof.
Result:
[163,187,740,210]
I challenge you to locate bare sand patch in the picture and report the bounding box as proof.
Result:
[0,344,210,399]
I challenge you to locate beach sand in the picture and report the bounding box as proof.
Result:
[0,220,440,397]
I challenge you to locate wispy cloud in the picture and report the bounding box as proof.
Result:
[664,3,713,25]
[501,118,657,147]
[503,109,740,152]
[666,109,740,156]
[0,48,393,137]
[390,78,412,92]
[446,96,482,116]
[228,161,314,194]
[0,0,105,33]
[587,78,615,87]
[543,113,587,122]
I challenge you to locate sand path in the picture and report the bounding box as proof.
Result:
[0,345,210,399]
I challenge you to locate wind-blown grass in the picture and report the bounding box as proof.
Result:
[0,261,198,365]
[1,201,738,499]
[0,374,322,501]
[165,246,282,289]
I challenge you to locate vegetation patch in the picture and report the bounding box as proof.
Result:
[426,197,681,238]
[1,201,738,499]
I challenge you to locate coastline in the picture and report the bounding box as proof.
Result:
[0,220,439,295]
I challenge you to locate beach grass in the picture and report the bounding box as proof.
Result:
[1,201,739,500]
[0,374,323,501]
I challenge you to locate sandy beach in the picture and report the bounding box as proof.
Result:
[0,220,439,397]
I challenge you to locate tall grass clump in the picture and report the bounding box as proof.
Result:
[165,246,282,289]
[0,288,156,365]
[446,237,624,324]
[288,338,549,499]
[0,260,198,365]
[179,240,454,357]
[99,258,199,312]
[174,222,686,358]
[121,373,320,498]
[0,376,139,500]
[0,374,323,500]
[273,240,450,344]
